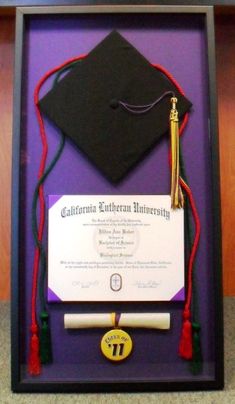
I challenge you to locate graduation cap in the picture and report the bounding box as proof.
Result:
[39,31,192,184]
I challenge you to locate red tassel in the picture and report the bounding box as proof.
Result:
[28,324,41,375]
[179,309,193,360]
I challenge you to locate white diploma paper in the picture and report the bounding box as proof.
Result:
[48,195,184,302]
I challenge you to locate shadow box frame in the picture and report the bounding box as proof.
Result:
[11,4,224,393]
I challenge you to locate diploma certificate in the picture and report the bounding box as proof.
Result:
[48,195,184,302]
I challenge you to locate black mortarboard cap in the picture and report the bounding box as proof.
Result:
[39,31,192,183]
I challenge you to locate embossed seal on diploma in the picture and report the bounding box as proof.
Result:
[110,273,122,291]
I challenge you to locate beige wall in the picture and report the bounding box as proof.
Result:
[0,13,14,300]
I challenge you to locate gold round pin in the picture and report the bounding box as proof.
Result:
[100,329,133,362]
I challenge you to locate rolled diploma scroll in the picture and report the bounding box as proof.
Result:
[64,313,170,330]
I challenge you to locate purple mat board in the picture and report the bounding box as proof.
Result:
[19,12,215,383]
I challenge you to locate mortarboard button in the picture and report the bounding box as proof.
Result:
[110,99,119,109]
[39,31,192,183]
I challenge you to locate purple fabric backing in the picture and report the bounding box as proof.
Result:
[171,287,185,301]
[48,194,63,209]
[47,287,61,303]
[19,13,216,383]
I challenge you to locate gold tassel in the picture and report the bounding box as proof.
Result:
[170,97,184,209]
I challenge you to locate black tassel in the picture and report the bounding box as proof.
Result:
[190,322,203,374]
[40,311,53,364]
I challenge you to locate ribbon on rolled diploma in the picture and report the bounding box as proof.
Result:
[64,313,170,330]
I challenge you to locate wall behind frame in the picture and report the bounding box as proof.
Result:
[215,7,235,296]
[0,10,14,301]
[0,7,234,300]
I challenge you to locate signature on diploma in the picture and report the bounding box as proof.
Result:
[133,280,160,289]
[72,280,99,288]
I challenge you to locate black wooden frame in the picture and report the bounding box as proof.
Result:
[11,5,224,393]
[1,1,235,8]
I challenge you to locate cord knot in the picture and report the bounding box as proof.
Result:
[192,322,201,332]
[40,311,49,321]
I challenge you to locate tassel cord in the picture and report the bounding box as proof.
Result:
[153,63,201,308]
[33,61,81,312]
[152,64,201,363]
[180,147,202,372]
[179,178,200,311]
[179,146,199,321]
[180,144,202,373]
[177,175,200,361]
[29,56,86,374]
[153,63,201,312]
[31,54,86,316]
[119,90,174,114]
[32,135,65,309]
